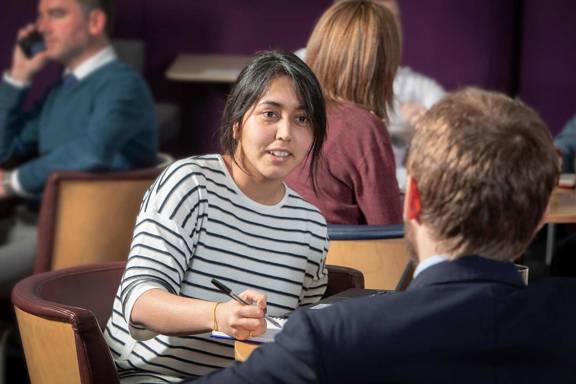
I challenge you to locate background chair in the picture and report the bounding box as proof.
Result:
[34,159,171,273]
[11,262,124,384]
[0,156,171,382]
[326,224,413,291]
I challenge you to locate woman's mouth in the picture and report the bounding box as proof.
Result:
[267,150,291,159]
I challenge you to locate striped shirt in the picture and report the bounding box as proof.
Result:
[104,154,328,382]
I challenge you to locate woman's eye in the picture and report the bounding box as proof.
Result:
[263,111,277,119]
[296,116,309,125]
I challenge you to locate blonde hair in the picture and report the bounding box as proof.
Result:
[306,0,401,120]
[407,88,560,261]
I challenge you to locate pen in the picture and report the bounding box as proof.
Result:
[211,278,282,328]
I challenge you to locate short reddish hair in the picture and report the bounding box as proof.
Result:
[407,88,559,261]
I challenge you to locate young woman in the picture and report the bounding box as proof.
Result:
[104,51,328,382]
[287,0,403,225]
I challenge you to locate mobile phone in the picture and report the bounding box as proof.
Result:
[18,30,45,59]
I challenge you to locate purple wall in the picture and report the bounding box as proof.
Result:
[518,0,576,134]
[1,0,574,151]
[402,0,521,93]
[0,0,36,72]
[115,0,331,103]
[113,0,332,155]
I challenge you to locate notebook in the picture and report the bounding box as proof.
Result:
[210,316,288,343]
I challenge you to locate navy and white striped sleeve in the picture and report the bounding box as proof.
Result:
[118,164,203,340]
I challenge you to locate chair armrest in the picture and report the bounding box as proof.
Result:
[324,264,365,298]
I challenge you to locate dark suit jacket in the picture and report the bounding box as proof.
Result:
[193,256,576,383]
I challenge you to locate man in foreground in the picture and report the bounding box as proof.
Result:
[192,88,576,383]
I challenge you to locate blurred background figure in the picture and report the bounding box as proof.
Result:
[288,0,402,225]
[0,0,157,297]
[555,114,576,173]
[377,0,445,169]
[296,0,445,175]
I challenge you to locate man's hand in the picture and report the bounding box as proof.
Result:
[9,24,49,84]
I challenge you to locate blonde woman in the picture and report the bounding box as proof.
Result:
[287,0,402,225]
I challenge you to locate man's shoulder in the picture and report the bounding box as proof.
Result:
[84,61,152,102]
[89,60,147,88]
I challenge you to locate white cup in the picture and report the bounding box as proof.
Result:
[515,264,529,285]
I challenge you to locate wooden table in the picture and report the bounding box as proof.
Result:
[546,187,576,223]
[544,187,576,265]
[234,340,259,362]
[166,54,251,83]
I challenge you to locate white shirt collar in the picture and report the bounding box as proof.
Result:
[66,46,117,81]
[413,255,450,279]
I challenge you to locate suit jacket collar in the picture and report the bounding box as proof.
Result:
[408,255,525,291]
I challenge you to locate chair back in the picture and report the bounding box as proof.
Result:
[35,166,164,273]
[326,224,412,290]
[11,262,125,384]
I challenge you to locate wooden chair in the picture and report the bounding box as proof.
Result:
[11,262,124,384]
[34,164,167,273]
[326,224,413,290]
[11,262,363,383]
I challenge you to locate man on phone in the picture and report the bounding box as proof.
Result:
[0,0,157,295]
[191,88,576,383]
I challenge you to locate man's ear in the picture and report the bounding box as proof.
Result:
[88,9,107,36]
[404,175,422,223]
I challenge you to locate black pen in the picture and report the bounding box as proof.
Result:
[211,278,282,328]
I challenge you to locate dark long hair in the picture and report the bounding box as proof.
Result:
[220,50,327,192]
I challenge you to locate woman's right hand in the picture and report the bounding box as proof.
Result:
[215,290,268,340]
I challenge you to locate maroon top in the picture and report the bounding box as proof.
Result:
[286,102,402,225]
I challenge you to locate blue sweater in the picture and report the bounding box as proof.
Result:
[0,60,157,195]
